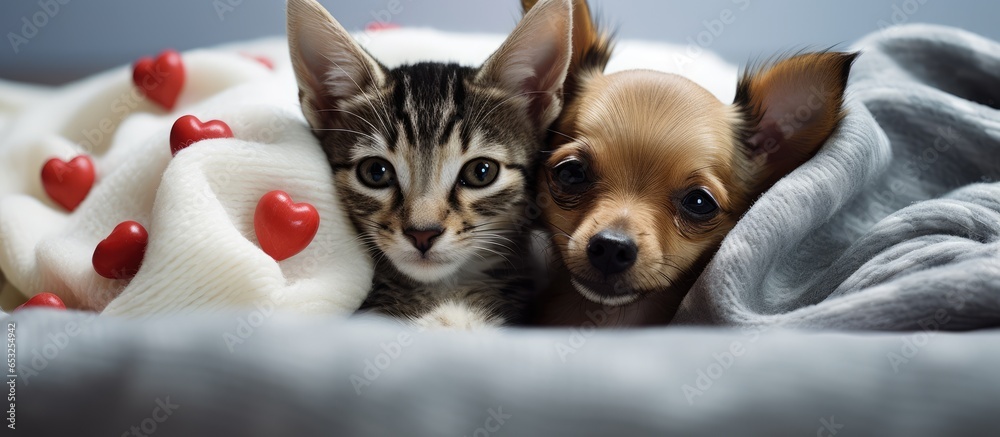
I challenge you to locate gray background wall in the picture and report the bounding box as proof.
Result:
[1,0,998,85]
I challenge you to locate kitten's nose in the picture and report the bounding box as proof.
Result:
[587,230,638,275]
[405,227,443,254]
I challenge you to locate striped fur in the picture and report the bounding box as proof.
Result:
[328,63,542,325]
[287,0,572,327]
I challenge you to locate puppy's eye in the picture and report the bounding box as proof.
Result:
[357,157,395,189]
[553,160,588,190]
[459,158,500,188]
[681,189,718,217]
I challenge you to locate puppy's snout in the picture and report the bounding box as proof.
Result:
[587,230,638,275]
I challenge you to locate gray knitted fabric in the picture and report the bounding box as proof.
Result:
[8,310,1000,436]
[674,24,1000,329]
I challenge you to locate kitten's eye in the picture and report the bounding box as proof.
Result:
[553,159,589,191]
[357,157,395,189]
[459,158,500,188]
[681,189,719,217]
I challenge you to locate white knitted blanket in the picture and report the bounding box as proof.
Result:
[0,39,374,315]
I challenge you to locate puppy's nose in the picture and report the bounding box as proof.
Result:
[405,227,443,254]
[587,230,638,275]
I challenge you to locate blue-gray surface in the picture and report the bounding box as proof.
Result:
[7,309,1000,436]
[2,0,1000,84]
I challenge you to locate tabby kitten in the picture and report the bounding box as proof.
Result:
[287,0,573,328]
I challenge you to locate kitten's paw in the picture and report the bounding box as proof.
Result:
[414,301,504,331]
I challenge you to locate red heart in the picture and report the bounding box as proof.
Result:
[15,293,66,311]
[169,115,234,156]
[365,22,401,32]
[254,191,320,261]
[41,155,95,212]
[241,52,274,70]
[93,221,149,280]
[133,49,185,111]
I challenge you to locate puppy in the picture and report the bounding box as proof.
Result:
[524,0,857,326]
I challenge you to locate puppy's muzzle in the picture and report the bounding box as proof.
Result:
[586,230,638,275]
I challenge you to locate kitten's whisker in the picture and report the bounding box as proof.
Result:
[469,90,549,129]
[464,221,511,231]
[356,217,385,227]
[354,53,395,137]
[543,221,574,240]
[472,245,516,270]
[474,238,516,255]
[547,128,595,151]
[312,128,381,144]
[469,250,490,264]
[316,52,392,137]
[471,232,519,247]
[316,108,382,135]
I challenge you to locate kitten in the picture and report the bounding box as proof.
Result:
[286,0,573,328]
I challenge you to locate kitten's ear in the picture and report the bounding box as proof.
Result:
[478,0,573,132]
[287,0,387,129]
[735,52,857,192]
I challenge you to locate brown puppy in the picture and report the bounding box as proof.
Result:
[524,0,857,326]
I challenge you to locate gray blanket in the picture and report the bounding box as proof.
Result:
[6,24,1000,437]
[9,311,1000,436]
[675,24,1000,329]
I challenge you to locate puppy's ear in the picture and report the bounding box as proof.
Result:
[735,52,857,191]
[478,0,573,132]
[287,0,387,129]
[523,0,614,99]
